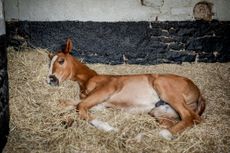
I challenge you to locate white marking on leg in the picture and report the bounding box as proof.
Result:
[92,104,106,111]
[90,119,118,132]
[134,133,145,143]
[47,55,58,83]
[159,129,174,140]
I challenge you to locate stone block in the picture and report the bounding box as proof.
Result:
[141,0,164,9]
[171,7,192,15]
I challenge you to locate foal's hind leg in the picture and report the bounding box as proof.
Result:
[159,96,201,140]
[153,80,202,140]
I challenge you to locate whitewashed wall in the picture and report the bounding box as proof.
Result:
[4,0,230,22]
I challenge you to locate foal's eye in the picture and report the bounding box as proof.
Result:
[58,58,65,65]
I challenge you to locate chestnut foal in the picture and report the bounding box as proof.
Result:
[47,39,205,140]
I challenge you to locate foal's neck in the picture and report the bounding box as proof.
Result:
[71,58,97,89]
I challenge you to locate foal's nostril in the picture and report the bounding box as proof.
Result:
[48,75,59,86]
[49,76,55,81]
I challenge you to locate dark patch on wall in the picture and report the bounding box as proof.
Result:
[6,20,230,64]
[0,34,9,152]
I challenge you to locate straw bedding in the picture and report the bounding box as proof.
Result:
[3,47,230,153]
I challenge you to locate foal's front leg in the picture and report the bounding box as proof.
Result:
[76,84,118,132]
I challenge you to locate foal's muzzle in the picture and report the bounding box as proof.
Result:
[48,75,59,86]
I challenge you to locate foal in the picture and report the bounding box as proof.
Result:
[47,39,205,140]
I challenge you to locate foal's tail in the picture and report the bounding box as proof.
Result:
[196,95,206,116]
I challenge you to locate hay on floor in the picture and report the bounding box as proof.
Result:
[3,47,230,153]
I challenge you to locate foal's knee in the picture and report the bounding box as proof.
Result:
[76,102,81,112]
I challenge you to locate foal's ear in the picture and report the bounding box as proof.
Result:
[64,38,73,54]
[48,52,54,60]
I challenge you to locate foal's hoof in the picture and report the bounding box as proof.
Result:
[90,119,118,132]
[159,129,174,140]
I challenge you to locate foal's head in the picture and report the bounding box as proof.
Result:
[47,38,75,86]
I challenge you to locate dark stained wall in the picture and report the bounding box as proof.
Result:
[6,20,230,64]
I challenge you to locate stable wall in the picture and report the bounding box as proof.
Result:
[4,0,230,64]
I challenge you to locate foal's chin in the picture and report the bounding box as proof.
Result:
[50,82,59,86]
[47,80,59,86]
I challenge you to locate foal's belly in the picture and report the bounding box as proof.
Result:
[105,77,160,114]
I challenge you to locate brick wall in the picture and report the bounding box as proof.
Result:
[4,0,230,64]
